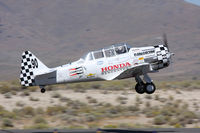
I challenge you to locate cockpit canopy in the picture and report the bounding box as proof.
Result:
[81,43,131,61]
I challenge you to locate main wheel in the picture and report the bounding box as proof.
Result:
[135,83,145,94]
[41,88,46,93]
[145,83,156,94]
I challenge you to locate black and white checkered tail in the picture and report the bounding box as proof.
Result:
[154,45,170,69]
[20,51,49,87]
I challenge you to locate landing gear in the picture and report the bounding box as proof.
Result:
[40,86,46,93]
[41,88,46,93]
[145,82,156,94]
[135,74,156,94]
[135,82,145,94]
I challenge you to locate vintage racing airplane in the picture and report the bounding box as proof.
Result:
[20,34,174,94]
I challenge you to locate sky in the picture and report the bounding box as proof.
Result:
[184,0,200,6]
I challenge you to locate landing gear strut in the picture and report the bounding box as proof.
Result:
[40,86,46,93]
[135,74,156,94]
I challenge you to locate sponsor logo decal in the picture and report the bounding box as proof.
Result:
[134,49,155,56]
[69,67,83,76]
[139,57,144,60]
[87,73,95,78]
[101,62,131,75]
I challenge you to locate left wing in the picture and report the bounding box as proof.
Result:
[107,63,151,80]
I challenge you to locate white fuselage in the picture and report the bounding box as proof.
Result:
[53,46,157,85]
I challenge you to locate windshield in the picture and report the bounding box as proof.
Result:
[93,50,104,59]
[80,52,93,61]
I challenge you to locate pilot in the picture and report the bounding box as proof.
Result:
[116,46,126,54]
[108,49,114,57]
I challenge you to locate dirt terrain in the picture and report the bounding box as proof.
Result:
[1,89,200,112]
[0,80,200,129]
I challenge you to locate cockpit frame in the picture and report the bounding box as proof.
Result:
[81,43,132,61]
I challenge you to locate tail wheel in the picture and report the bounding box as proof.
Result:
[41,88,46,93]
[135,83,145,94]
[145,83,156,94]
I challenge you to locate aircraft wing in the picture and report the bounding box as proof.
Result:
[106,63,151,80]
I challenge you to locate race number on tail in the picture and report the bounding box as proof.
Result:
[20,51,49,86]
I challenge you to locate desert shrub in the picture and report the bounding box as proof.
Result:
[34,116,47,124]
[91,84,101,89]
[74,83,84,89]
[88,98,98,104]
[182,82,191,88]
[154,94,159,100]
[169,118,179,126]
[175,89,182,94]
[52,92,61,98]
[22,106,35,116]
[59,96,71,102]
[158,98,166,103]
[174,123,182,128]
[35,107,44,114]
[168,95,174,101]
[29,97,39,101]
[145,101,151,108]
[16,101,25,107]
[154,115,167,125]
[20,90,30,96]
[145,95,152,99]
[120,100,127,104]
[29,87,38,92]
[85,114,96,122]
[182,103,189,109]
[116,96,128,101]
[11,91,17,95]
[127,106,140,112]
[68,125,85,129]
[0,110,16,119]
[0,85,12,94]
[4,93,12,99]
[1,118,13,128]
[74,88,86,93]
[116,96,128,104]
[88,123,99,128]
[102,90,108,94]
[46,106,66,115]
[30,123,49,129]
[118,123,133,128]
[135,96,142,104]
[103,124,118,128]
[181,111,197,119]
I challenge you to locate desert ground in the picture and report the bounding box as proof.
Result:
[0,80,199,129]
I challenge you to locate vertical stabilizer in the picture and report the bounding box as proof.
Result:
[20,51,49,86]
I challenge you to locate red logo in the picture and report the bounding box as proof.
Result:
[101,62,131,73]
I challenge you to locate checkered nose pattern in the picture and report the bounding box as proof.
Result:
[20,51,35,86]
[154,45,170,68]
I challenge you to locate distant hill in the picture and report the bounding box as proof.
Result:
[0,0,200,81]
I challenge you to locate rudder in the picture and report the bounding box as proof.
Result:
[20,51,49,87]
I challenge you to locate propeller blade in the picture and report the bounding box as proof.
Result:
[163,33,169,49]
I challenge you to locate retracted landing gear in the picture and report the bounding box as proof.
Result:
[40,86,46,93]
[135,74,156,94]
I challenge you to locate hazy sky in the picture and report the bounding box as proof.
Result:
[185,0,200,6]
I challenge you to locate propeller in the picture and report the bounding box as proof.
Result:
[162,33,174,63]
[163,33,169,50]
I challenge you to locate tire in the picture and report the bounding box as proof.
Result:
[41,88,46,93]
[135,83,145,94]
[145,83,156,94]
